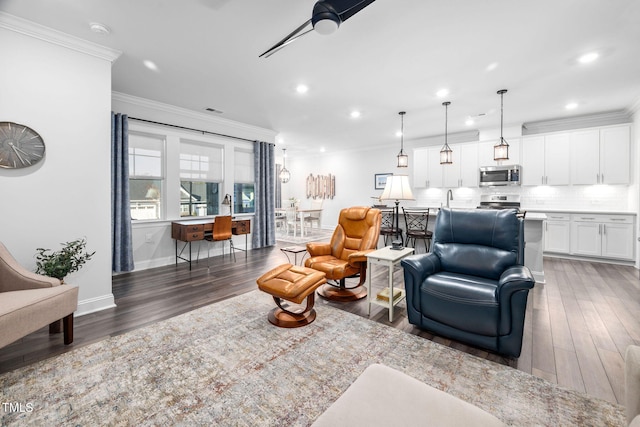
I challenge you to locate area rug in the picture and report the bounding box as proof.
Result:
[276,228,333,245]
[0,291,625,426]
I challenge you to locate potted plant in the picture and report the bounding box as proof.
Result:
[35,238,95,283]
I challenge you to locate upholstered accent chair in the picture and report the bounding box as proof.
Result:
[305,206,381,301]
[0,241,79,348]
[401,208,535,358]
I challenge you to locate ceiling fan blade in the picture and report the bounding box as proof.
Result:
[261,28,314,58]
[259,19,312,58]
[330,0,376,22]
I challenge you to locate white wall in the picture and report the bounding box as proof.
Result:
[0,17,119,315]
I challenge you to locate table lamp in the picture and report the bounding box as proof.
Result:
[222,193,232,215]
[380,175,415,250]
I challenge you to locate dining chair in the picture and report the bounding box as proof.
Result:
[285,206,304,237]
[303,199,323,231]
[402,208,432,252]
[379,207,403,246]
[205,215,236,265]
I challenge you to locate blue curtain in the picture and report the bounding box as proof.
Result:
[111,113,135,272]
[252,141,276,249]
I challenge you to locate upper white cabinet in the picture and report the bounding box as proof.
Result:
[443,143,478,188]
[521,134,570,185]
[571,125,630,185]
[413,146,443,188]
[478,138,520,167]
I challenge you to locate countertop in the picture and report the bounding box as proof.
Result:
[523,208,636,216]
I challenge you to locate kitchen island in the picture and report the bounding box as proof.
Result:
[523,212,546,283]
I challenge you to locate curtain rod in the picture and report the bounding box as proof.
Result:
[128,116,268,144]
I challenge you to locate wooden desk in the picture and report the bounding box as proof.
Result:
[171,218,251,269]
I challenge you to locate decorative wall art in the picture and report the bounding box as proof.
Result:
[374,173,392,190]
[306,173,335,199]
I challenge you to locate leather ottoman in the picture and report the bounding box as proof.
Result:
[257,263,326,328]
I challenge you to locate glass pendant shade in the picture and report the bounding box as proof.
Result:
[440,145,453,164]
[494,138,509,161]
[440,101,453,165]
[494,89,509,161]
[396,111,408,168]
[397,150,408,167]
[279,148,290,183]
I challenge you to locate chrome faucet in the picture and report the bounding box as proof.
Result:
[446,189,453,208]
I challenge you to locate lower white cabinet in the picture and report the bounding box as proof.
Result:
[544,214,571,253]
[570,214,634,260]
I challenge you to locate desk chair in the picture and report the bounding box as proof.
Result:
[205,215,236,265]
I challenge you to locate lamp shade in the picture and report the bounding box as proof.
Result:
[380,175,415,201]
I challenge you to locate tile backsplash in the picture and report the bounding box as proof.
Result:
[413,185,631,212]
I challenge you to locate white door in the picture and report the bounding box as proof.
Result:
[570,129,600,185]
[521,136,545,185]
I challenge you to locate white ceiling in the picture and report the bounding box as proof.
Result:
[3,0,640,155]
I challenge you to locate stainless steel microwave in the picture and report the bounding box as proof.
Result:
[479,165,521,187]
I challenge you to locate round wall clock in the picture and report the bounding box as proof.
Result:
[0,121,46,169]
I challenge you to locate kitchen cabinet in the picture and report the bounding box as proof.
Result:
[521,134,570,186]
[570,125,630,185]
[413,146,443,188]
[544,213,571,254]
[443,143,478,188]
[570,214,634,260]
[478,138,520,167]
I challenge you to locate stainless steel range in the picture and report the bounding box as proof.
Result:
[477,194,521,211]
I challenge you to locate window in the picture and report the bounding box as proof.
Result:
[129,132,164,220]
[234,149,255,214]
[180,140,223,217]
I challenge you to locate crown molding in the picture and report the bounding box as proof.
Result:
[410,130,480,148]
[522,110,631,135]
[112,92,277,141]
[0,12,121,62]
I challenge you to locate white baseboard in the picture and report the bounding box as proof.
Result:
[76,294,116,317]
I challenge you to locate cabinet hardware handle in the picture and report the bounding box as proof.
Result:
[601,174,604,182]
[603,224,606,235]
[581,217,595,220]
[610,218,626,221]
[597,174,600,184]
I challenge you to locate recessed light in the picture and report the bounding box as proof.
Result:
[296,84,308,94]
[578,52,599,64]
[486,62,498,71]
[465,118,475,126]
[143,60,159,72]
[565,102,578,110]
[320,147,326,153]
[436,88,449,98]
[350,110,361,118]
[395,130,403,137]
[89,22,110,35]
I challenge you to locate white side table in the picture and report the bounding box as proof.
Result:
[366,246,414,322]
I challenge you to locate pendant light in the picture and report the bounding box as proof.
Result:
[396,111,408,168]
[279,148,290,183]
[440,101,453,164]
[494,89,509,161]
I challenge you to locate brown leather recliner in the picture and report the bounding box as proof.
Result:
[305,206,381,301]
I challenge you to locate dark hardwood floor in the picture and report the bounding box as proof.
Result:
[1,241,638,405]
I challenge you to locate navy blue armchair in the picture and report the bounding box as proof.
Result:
[400,208,535,358]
